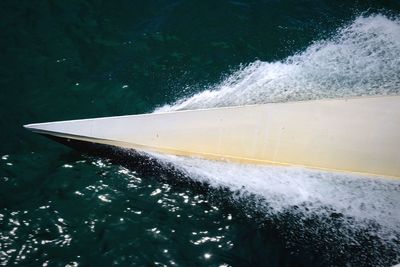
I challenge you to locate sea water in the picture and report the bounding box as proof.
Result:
[1,1,399,266]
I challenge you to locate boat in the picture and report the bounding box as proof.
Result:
[24,95,400,179]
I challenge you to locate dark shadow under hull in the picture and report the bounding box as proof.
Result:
[40,133,205,187]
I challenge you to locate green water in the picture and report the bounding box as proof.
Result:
[1,1,400,266]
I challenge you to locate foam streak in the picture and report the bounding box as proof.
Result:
[157,15,400,111]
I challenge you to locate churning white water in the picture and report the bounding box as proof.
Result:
[148,14,400,258]
[148,152,400,230]
[157,14,400,111]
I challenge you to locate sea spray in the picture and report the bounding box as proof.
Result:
[146,152,400,230]
[142,151,400,265]
[157,14,400,111]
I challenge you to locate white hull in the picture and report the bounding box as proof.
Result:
[25,95,400,178]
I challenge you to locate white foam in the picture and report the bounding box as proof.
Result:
[148,152,400,230]
[157,14,400,112]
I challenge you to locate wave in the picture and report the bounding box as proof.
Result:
[143,151,400,265]
[157,14,400,111]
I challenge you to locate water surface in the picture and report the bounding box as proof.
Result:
[1,1,400,266]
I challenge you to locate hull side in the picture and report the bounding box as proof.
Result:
[25,95,400,178]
